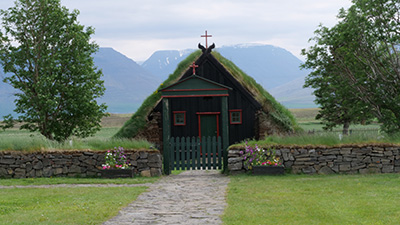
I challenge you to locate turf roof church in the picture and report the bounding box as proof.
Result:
[115,33,298,148]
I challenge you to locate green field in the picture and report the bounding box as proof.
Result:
[289,108,380,132]
[223,174,400,225]
[0,186,147,224]
[0,108,389,151]
[0,113,152,151]
[0,176,158,186]
[1,110,399,224]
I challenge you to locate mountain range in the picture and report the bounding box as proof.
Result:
[0,44,316,117]
[140,44,315,108]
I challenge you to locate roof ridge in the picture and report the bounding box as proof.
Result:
[114,48,299,139]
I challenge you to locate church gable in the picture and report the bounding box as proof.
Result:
[161,74,232,98]
[115,44,299,145]
[185,51,262,110]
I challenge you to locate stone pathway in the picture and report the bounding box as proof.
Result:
[104,170,230,225]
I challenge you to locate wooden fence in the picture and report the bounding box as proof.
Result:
[169,136,223,170]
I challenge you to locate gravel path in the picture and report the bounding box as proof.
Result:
[104,170,230,225]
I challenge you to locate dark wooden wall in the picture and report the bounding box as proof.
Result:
[161,52,260,145]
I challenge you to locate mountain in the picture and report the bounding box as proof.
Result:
[141,49,194,79]
[269,76,316,108]
[93,47,160,113]
[0,44,317,118]
[216,44,310,90]
[143,44,316,108]
[0,47,161,117]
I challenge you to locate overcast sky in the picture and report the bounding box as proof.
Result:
[0,0,352,62]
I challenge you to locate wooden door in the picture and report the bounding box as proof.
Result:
[198,113,219,138]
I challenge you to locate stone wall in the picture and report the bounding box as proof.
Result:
[255,111,288,140]
[228,145,400,175]
[0,150,162,178]
[136,112,163,151]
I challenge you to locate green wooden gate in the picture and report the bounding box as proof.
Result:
[168,136,223,170]
[161,74,231,175]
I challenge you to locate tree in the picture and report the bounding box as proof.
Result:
[301,23,373,134]
[302,0,400,134]
[0,0,107,142]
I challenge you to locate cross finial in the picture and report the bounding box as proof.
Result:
[201,30,212,48]
[190,62,199,75]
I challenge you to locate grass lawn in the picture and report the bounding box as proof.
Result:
[0,186,147,224]
[299,121,380,133]
[0,128,151,151]
[0,176,158,186]
[0,113,152,151]
[0,176,160,224]
[288,108,381,132]
[223,174,400,225]
[289,108,319,123]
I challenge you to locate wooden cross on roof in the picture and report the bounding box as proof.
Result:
[190,62,199,75]
[201,30,212,48]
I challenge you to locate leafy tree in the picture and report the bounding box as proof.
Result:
[302,0,400,133]
[0,0,107,142]
[301,23,373,134]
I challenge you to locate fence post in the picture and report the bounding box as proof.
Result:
[186,137,191,170]
[212,136,217,169]
[170,137,175,170]
[221,96,229,173]
[197,137,201,169]
[217,136,222,169]
[162,98,171,175]
[191,136,196,169]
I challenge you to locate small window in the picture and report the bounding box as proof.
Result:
[229,110,242,124]
[173,111,186,126]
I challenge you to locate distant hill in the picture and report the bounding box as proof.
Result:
[143,44,317,108]
[216,44,310,90]
[0,45,317,118]
[0,47,161,117]
[93,47,160,113]
[141,49,194,80]
[269,76,316,108]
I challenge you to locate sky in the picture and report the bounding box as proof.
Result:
[0,0,352,62]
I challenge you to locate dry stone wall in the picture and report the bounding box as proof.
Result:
[228,145,400,175]
[0,150,162,178]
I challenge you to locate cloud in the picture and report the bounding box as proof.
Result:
[0,0,352,61]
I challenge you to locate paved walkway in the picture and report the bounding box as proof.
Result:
[104,170,230,225]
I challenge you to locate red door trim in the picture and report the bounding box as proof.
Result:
[197,112,220,139]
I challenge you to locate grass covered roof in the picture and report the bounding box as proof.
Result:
[114,50,300,139]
